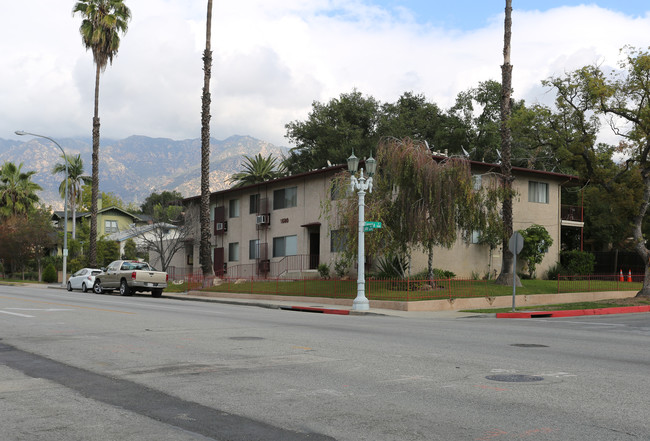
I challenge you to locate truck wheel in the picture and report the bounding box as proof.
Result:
[152,289,163,298]
[93,281,103,294]
[120,279,131,296]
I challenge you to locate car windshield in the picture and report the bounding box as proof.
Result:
[91,271,101,276]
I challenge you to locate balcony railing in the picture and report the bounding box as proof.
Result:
[561,205,583,223]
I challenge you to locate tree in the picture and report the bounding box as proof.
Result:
[520,224,553,278]
[73,0,131,268]
[228,153,286,188]
[0,209,56,280]
[284,90,380,174]
[52,154,92,239]
[547,47,650,297]
[140,190,183,216]
[327,138,499,280]
[124,204,192,272]
[495,0,520,287]
[199,0,214,277]
[0,162,42,219]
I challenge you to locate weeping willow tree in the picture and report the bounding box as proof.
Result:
[327,138,502,279]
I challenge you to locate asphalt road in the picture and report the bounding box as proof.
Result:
[1,285,649,441]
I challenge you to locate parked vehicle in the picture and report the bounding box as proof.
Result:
[67,268,102,292]
[93,260,168,297]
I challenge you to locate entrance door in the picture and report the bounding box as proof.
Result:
[213,247,225,277]
[309,232,320,269]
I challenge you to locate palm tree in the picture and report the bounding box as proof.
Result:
[199,0,214,277]
[52,154,92,240]
[496,0,520,286]
[228,153,286,188]
[73,0,131,267]
[0,162,42,219]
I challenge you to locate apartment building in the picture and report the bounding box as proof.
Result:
[174,160,581,279]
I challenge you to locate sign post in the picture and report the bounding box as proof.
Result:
[508,231,524,312]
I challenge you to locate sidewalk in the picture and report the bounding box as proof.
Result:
[163,291,482,319]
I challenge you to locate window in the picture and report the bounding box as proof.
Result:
[228,242,239,262]
[528,181,549,204]
[273,235,297,257]
[330,229,347,252]
[330,181,347,200]
[249,239,260,259]
[229,199,240,218]
[105,220,119,234]
[273,187,297,210]
[471,230,480,244]
[250,194,260,214]
[472,175,482,191]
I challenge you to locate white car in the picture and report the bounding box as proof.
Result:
[67,268,102,292]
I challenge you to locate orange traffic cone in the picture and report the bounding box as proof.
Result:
[628,270,632,283]
[619,269,624,282]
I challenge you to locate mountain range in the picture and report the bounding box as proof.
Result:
[0,135,287,210]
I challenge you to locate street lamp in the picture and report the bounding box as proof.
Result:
[347,151,377,311]
[15,130,69,288]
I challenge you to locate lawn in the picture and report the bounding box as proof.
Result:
[175,277,643,302]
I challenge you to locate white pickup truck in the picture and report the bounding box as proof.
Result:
[93,260,168,297]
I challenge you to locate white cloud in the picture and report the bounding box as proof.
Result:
[2,1,650,146]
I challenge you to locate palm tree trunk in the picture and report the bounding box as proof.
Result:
[496,0,521,287]
[71,188,77,240]
[89,62,101,268]
[199,0,214,277]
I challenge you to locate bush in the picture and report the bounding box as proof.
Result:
[560,250,595,275]
[411,268,456,280]
[317,263,330,279]
[43,263,58,283]
[545,262,565,280]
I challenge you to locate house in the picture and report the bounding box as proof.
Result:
[105,222,178,269]
[172,158,581,280]
[51,198,146,256]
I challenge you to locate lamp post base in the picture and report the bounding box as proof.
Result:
[352,296,369,311]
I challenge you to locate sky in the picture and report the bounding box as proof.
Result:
[2,1,650,148]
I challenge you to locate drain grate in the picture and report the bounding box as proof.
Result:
[486,374,544,383]
[510,343,549,348]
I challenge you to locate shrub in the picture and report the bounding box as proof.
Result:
[334,258,349,278]
[545,262,565,280]
[43,263,58,283]
[317,263,330,279]
[520,224,553,278]
[560,250,595,275]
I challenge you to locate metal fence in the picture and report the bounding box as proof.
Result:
[180,275,489,302]
[556,274,644,293]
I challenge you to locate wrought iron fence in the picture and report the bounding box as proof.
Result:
[556,274,644,293]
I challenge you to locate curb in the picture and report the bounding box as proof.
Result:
[278,306,350,315]
[497,305,650,319]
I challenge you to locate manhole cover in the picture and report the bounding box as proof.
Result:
[486,374,544,383]
[229,337,264,341]
[510,344,549,348]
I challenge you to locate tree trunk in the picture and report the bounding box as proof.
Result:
[634,167,650,297]
[71,188,77,240]
[199,0,214,277]
[427,243,434,280]
[495,0,521,287]
[89,63,101,268]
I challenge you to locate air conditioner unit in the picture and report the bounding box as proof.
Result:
[216,222,227,231]
[259,259,270,272]
[256,215,268,225]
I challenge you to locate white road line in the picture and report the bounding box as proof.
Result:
[6,308,74,312]
[0,310,34,318]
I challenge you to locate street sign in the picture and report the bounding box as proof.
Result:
[363,226,374,232]
[364,221,382,228]
[508,231,524,255]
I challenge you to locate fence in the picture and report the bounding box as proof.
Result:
[556,274,644,293]
[182,275,488,302]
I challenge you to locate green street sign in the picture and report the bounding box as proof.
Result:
[364,221,382,229]
[363,226,374,232]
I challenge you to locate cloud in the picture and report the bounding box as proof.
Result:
[2,1,650,147]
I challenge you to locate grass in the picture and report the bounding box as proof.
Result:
[462,297,650,314]
[174,277,643,302]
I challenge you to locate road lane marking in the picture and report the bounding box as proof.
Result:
[6,308,74,312]
[0,310,34,318]
[0,295,135,314]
